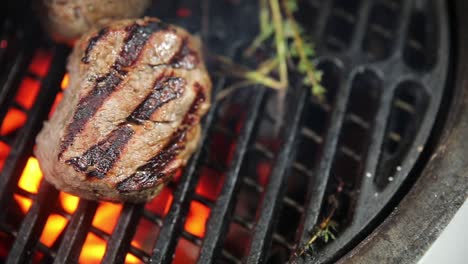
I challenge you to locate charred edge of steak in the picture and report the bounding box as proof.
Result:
[66,125,134,178]
[59,69,123,156]
[128,76,185,124]
[59,19,168,157]
[169,38,199,70]
[117,86,206,193]
[82,27,109,64]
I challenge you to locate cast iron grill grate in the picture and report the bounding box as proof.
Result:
[0,0,450,263]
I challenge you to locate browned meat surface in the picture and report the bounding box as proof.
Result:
[35,17,211,203]
[36,0,151,43]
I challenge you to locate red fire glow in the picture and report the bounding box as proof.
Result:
[1,108,26,136]
[184,201,210,238]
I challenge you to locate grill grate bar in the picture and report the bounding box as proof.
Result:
[181,230,203,246]
[221,249,242,264]
[54,201,98,264]
[232,215,254,230]
[353,0,415,223]
[142,210,164,226]
[197,88,266,263]
[349,0,373,53]
[299,0,374,246]
[246,87,307,263]
[313,0,334,46]
[0,45,67,218]
[393,0,415,53]
[6,182,58,264]
[102,204,144,263]
[36,240,56,258]
[150,63,231,264]
[128,245,150,263]
[0,21,36,123]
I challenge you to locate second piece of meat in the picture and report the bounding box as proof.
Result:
[35,17,212,203]
[36,0,151,43]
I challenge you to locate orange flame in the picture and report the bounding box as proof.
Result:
[15,78,40,109]
[48,73,68,118]
[14,195,32,213]
[28,50,52,77]
[39,214,68,247]
[61,74,69,90]
[184,201,210,237]
[59,192,79,214]
[18,157,42,193]
[1,108,27,135]
[14,157,43,213]
[195,167,224,201]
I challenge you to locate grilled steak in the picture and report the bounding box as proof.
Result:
[35,17,211,203]
[36,0,151,43]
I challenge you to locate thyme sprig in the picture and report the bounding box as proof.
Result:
[294,208,338,258]
[292,195,339,261]
[217,0,324,100]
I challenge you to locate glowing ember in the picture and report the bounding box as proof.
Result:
[256,160,272,187]
[173,238,199,264]
[125,253,142,264]
[18,157,42,193]
[49,92,63,118]
[79,233,107,263]
[61,74,69,90]
[14,157,43,213]
[0,40,7,49]
[39,214,68,247]
[48,73,68,118]
[184,201,210,237]
[59,192,79,214]
[79,233,142,264]
[0,141,10,170]
[144,187,173,216]
[1,108,27,135]
[196,167,224,201]
[176,8,192,18]
[14,195,32,213]
[15,78,40,109]
[28,50,52,77]
[92,202,122,233]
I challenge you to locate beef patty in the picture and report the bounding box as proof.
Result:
[35,17,212,203]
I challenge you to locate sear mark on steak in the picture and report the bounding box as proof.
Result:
[59,69,123,157]
[128,76,186,124]
[67,125,135,178]
[169,38,199,70]
[60,20,167,157]
[116,21,168,70]
[117,85,206,192]
[66,76,186,179]
[82,27,109,64]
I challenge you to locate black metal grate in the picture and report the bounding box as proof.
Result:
[0,0,450,263]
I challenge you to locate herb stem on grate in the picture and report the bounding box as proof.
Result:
[292,195,339,261]
[215,0,325,100]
